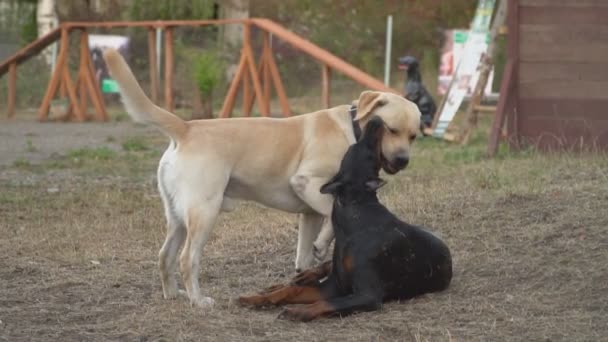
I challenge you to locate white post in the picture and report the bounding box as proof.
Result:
[384,15,393,86]
[156,27,162,80]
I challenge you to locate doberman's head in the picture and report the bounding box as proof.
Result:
[320,116,387,201]
[397,55,421,80]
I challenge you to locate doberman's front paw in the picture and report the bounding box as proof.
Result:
[277,306,315,322]
[238,295,268,307]
[292,269,322,286]
[258,283,286,295]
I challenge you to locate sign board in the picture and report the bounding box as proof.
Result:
[438,30,495,97]
[433,0,496,138]
[88,34,130,94]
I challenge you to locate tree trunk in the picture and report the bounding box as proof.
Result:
[36,0,58,65]
[220,0,250,80]
[221,0,250,48]
[191,91,214,120]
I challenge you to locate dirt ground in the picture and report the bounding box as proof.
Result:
[1,116,607,342]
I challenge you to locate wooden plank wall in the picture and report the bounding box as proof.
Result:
[516,0,608,150]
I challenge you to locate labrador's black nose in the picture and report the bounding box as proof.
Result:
[394,155,409,169]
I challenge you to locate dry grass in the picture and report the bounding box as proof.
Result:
[1,115,607,341]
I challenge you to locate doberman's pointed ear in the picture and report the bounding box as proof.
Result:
[354,91,388,122]
[320,173,343,195]
[365,178,387,192]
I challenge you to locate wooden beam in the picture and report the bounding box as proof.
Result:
[220,54,247,118]
[63,19,249,30]
[321,64,331,109]
[242,61,252,116]
[242,23,269,116]
[76,30,89,119]
[39,28,70,121]
[62,65,85,121]
[164,27,174,112]
[487,59,516,157]
[460,0,507,145]
[262,33,272,106]
[250,18,397,93]
[81,30,108,121]
[505,0,520,150]
[7,62,16,118]
[148,28,158,104]
[0,27,61,77]
[243,49,267,117]
[265,43,290,116]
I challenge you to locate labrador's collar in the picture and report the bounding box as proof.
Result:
[349,105,362,141]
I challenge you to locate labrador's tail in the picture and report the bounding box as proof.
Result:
[102,48,187,141]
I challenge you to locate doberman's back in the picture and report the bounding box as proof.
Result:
[336,201,452,301]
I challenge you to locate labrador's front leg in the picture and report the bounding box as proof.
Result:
[312,220,334,262]
[295,213,323,272]
[290,174,335,264]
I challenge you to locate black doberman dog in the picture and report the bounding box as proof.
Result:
[239,116,452,321]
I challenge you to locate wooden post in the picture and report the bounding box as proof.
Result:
[487,59,515,157]
[148,28,158,104]
[262,32,271,106]
[164,27,174,112]
[460,0,507,145]
[62,65,84,121]
[220,54,246,118]
[7,62,16,118]
[81,30,108,121]
[242,23,269,116]
[321,64,331,109]
[505,0,520,150]
[39,27,69,121]
[242,61,252,116]
[243,50,267,117]
[76,29,90,120]
[264,41,290,116]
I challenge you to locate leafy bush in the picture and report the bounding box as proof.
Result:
[194,51,223,97]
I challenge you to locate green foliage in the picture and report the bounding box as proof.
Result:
[25,139,37,153]
[67,147,116,161]
[122,137,149,152]
[13,158,32,169]
[250,0,477,89]
[129,0,214,20]
[194,51,223,97]
[19,5,37,45]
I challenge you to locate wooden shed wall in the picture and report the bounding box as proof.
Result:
[513,0,608,150]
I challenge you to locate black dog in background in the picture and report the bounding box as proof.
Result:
[239,116,452,321]
[398,56,437,132]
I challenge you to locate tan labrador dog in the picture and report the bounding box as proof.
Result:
[102,49,421,309]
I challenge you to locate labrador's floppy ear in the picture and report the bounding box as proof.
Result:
[320,173,344,195]
[354,91,388,121]
[365,177,387,192]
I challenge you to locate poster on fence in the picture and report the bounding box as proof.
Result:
[88,34,130,94]
[433,0,495,138]
[438,30,495,97]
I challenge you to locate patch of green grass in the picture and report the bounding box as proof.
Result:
[13,158,32,169]
[67,147,117,161]
[26,139,38,153]
[122,137,149,152]
[112,111,130,122]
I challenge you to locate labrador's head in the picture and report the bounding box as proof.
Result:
[320,116,387,197]
[352,91,421,174]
